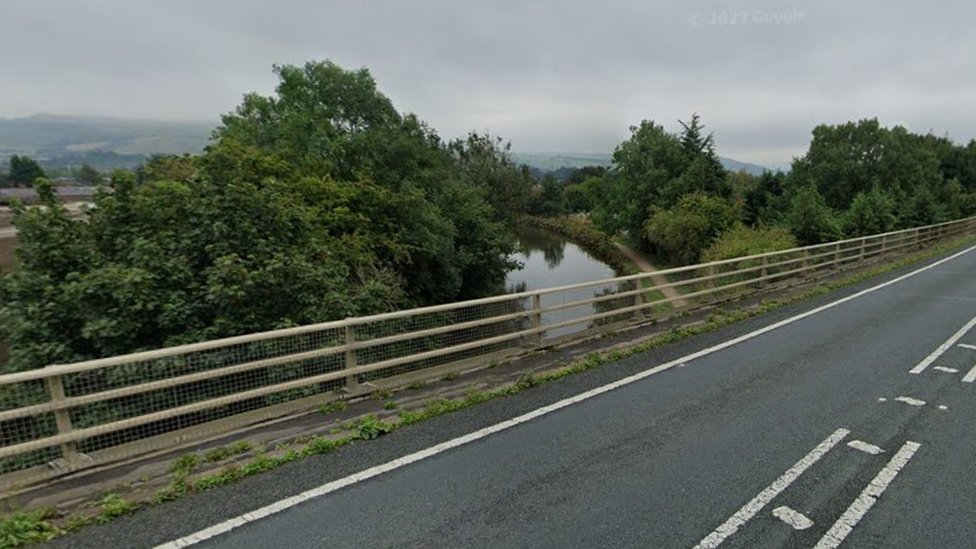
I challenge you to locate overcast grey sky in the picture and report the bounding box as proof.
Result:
[2,0,974,167]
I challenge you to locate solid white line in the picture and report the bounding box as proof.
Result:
[772,505,814,530]
[910,315,976,374]
[157,243,976,549]
[847,440,884,455]
[962,364,976,383]
[932,366,960,373]
[958,343,976,351]
[693,428,850,549]
[813,441,921,549]
[894,396,926,407]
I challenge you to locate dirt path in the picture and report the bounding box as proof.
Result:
[614,242,688,308]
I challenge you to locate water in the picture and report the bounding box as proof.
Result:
[505,226,631,339]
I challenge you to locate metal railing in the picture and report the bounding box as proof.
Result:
[1,215,974,491]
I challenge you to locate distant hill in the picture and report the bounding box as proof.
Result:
[0,115,770,176]
[0,114,215,171]
[511,152,769,176]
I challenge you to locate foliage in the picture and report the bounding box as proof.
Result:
[645,192,738,264]
[356,414,394,439]
[448,132,535,223]
[845,187,897,237]
[96,494,136,523]
[701,224,797,262]
[785,185,842,245]
[0,509,59,547]
[75,164,103,186]
[587,115,730,248]
[7,156,45,187]
[527,175,568,216]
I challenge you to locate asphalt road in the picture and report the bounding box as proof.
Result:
[51,243,976,549]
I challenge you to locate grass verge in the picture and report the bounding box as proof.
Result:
[3,233,973,547]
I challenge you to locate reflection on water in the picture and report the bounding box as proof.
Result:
[506,226,630,339]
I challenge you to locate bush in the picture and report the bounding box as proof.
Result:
[786,185,842,245]
[645,192,738,264]
[701,224,798,262]
[845,187,896,237]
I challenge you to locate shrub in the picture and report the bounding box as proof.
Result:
[702,224,798,262]
[645,192,738,264]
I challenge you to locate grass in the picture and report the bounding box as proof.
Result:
[0,509,59,547]
[317,400,347,414]
[8,233,974,545]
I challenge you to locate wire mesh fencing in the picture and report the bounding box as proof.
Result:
[0,215,974,491]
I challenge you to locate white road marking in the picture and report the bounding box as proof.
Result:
[938,405,949,410]
[910,315,976,374]
[156,244,976,549]
[962,364,976,383]
[772,505,814,530]
[894,396,926,407]
[813,441,921,549]
[957,343,976,351]
[933,366,960,373]
[877,397,887,402]
[693,428,850,549]
[847,440,884,455]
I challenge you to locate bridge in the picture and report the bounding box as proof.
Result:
[3,216,976,547]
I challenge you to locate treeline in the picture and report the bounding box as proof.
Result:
[527,116,976,265]
[0,155,105,186]
[0,61,533,372]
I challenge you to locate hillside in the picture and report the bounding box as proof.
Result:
[0,114,214,170]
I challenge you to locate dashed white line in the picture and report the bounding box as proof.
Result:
[938,405,949,411]
[958,343,976,351]
[847,440,884,455]
[933,366,960,373]
[772,505,814,530]
[693,428,850,549]
[813,441,921,549]
[910,315,976,374]
[962,364,976,383]
[877,397,887,402]
[894,396,926,407]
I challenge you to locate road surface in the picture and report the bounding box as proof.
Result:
[50,243,976,548]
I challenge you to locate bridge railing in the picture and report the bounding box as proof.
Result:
[1,215,975,490]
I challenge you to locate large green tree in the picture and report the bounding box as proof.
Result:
[215,60,515,304]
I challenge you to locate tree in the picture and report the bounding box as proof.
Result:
[8,155,45,187]
[448,132,534,223]
[786,185,841,245]
[845,187,896,237]
[589,115,730,248]
[215,60,516,305]
[644,192,738,264]
[75,164,104,186]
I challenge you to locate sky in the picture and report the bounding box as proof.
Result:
[2,0,975,168]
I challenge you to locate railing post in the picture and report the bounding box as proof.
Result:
[760,255,769,287]
[834,242,841,268]
[45,375,78,461]
[859,237,867,261]
[880,234,887,254]
[344,324,359,392]
[633,281,644,321]
[531,294,543,346]
[706,265,716,289]
[801,249,810,272]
